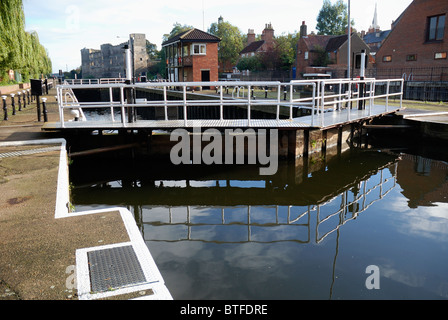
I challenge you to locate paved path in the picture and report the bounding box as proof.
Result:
[0,88,168,300]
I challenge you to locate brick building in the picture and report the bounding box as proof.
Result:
[375,0,448,80]
[240,23,275,58]
[162,28,221,84]
[295,21,370,79]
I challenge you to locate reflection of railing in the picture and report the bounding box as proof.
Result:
[132,163,397,244]
[315,162,397,243]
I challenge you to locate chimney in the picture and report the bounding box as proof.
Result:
[261,23,274,45]
[300,21,307,38]
[247,29,255,45]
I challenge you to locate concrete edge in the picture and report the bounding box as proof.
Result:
[0,138,172,300]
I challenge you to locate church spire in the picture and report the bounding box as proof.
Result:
[370,3,380,31]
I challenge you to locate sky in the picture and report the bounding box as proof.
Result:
[23,0,413,74]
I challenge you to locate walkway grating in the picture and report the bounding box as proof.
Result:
[88,245,147,292]
[0,146,60,159]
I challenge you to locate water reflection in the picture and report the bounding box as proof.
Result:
[72,150,398,245]
[70,149,448,299]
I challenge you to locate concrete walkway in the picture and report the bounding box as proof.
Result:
[0,87,170,300]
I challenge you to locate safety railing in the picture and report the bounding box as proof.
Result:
[63,78,126,85]
[56,78,404,128]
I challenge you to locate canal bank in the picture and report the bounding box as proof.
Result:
[0,88,171,300]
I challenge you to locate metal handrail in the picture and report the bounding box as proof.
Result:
[56,78,404,128]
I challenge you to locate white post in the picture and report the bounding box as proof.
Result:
[109,87,115,122]
[125,45,132,82]
[247,84,251,127]
[347,0,351,79]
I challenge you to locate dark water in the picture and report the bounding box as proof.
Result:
[70,145,448,300]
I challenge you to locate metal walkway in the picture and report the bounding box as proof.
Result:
[45,78,404,131]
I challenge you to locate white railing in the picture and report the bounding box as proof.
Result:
[63,78,126,85]
[56,78,404,128]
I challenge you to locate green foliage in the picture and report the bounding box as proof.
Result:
[208,19,244,68]
[312,45,332,66]
[316,0,354,35]
[0,0,52,82]
[236,55,263,72]
[163,22,194,43]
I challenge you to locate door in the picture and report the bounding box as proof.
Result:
[201,70,210,89]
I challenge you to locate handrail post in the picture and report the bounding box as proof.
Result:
[400,79,404,109]
[163,86,168,121]
[183,85,188,126]
[247,84,251,127]
[219,85,224,121]
[385,80,390,112]
[320,81,325,127]
[57,87,65,128]
[120,86,126,125]
[289,84,293,120]
[109,87,115,122]
[276,84,281,121]
[311,83,316,127]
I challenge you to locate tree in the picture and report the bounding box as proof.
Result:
[208,19,244,73]
[0,0,52,82]
[163,23,193,43]
[274,32,299,71]
[236,55,262,72]
[316,0,354,35]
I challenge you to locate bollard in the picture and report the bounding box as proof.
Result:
[22,90,27,108]
[27,89,31,104]
[265,87,268,99]
[36,95,41,122]
[2,96,7,121]
[17,92,22,111]
[42,97,48,122]
[10,94,15,115]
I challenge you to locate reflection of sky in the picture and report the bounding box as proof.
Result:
[145,169,448,299]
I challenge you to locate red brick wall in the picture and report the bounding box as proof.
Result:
[376,0,448,70]
[192,43,219,83]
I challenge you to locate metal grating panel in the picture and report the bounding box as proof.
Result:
[88,245,147,292]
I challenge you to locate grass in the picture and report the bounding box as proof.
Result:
[375,98,448,112]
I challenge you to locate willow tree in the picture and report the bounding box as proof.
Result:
[0,0,52,82]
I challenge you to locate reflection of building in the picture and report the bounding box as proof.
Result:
[396,154,448,208]
[162,28,221,84]
[81,33,149,79]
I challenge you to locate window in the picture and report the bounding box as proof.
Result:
[304,51,309,60]
[435,52,447,59]
[383,55,392,62]
[192,44,206,55]
[182,45,189,57]
[427,15,445,41]
[406,54,417,61]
